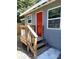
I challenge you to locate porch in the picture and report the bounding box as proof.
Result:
[17,24,60,59]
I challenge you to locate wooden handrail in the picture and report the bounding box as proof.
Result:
[27,25,38,38]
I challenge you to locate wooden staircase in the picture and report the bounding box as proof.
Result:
[20,25,49,58]
[37,37,49,56]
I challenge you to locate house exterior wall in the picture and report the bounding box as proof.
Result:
[25,14,35,25]
[43,0,61,50]
[25,0,61,50]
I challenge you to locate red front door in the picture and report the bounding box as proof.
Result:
[36,12,43,37]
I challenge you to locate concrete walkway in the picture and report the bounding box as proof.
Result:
[37,48,60,59]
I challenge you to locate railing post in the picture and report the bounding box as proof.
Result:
[34,37,37,58]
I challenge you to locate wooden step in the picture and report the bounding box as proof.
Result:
[37,39,45,44]
[37,42,45,48]
[37,45,49,56]
[37,37,43,42]
[37,42,46,49]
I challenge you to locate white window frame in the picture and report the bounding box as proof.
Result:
[47,5,61,30]
[27,14,32,24]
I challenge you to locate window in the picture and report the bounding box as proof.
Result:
[27,15,32,24]
[47,6,61,29]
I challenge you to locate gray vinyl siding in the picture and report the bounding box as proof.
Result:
[43,0,61,50]
[25,0,61,50]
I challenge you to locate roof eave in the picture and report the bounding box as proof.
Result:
[20,0,56,17]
